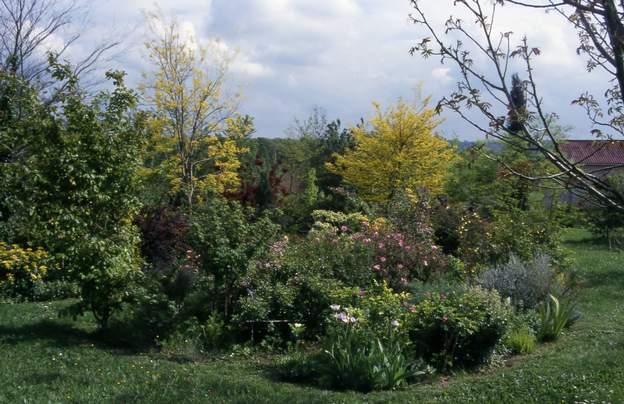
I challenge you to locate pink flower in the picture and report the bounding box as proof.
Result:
[400,277,408,285]
[398,239,405,248]
[440,292,447,301]
[380,256,386,262]
[358,289,366,297]
[373,264,381,271]
[363,238,371,245]
[405,245,412,252]
[340,225,349,233]
[442,315,449,323]
[378,242,385,250]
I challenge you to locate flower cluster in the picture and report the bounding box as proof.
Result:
[0,242,53,285]
[349,223,448,289]
[330,304,358,324]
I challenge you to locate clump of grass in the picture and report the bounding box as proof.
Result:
[505,327,536,355]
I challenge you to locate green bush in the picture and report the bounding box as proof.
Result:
[330,282,411,340]
[190,195,279,320]
[407,286,511,371]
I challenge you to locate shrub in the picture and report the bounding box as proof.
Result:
[320,221,448,289]
[0,242,55,298]
[477,254,558,309]
[489,209,566,267]
[537,294,578,342]
[504,327,536,355]
[431,200,568,279]
[190,195,279,319]
[330,282,411,339]
[135,206,189,270]
[407,286,511,371]
[237,243,341,341]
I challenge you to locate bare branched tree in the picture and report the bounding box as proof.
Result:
[409,0,624,210]
[0,0,119,88]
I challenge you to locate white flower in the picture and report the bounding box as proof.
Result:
[330,304,341,312]
[391,320,400,328]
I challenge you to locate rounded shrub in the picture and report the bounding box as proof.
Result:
[407,286,511,371]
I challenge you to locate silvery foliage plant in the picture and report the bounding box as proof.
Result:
[478,254,555,309]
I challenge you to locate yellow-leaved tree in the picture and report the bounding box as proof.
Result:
[140,11,248,212]
[327,99,455,202]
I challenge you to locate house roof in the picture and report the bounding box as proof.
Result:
[560,140,624,166]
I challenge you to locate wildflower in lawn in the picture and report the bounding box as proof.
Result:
[380,256,386,262]
[373,264,381,271]
[330,304,341,312]
[340,225,349,233]
[391,320,400,328]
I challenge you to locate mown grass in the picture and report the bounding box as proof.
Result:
[1,228,623,403]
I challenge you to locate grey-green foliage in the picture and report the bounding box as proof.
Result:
[477,254,555,309]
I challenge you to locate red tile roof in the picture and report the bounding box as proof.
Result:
[560,140,624,166]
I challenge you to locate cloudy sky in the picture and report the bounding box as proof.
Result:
[66,0,608,139]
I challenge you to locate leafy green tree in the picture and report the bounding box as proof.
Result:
[1,59,146,327]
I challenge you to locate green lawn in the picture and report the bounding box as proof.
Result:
[1,228,623,403]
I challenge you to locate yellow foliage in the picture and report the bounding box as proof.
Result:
[0,242,53,285]
[327,99,455,202]
[140,11,246,208]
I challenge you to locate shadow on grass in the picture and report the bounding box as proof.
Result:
[0,320,146,354]
[582,269,624,289]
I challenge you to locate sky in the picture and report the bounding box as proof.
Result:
[58,0,610,140]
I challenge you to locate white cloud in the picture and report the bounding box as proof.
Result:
[68,0,608,139]
[431,67,452,85]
